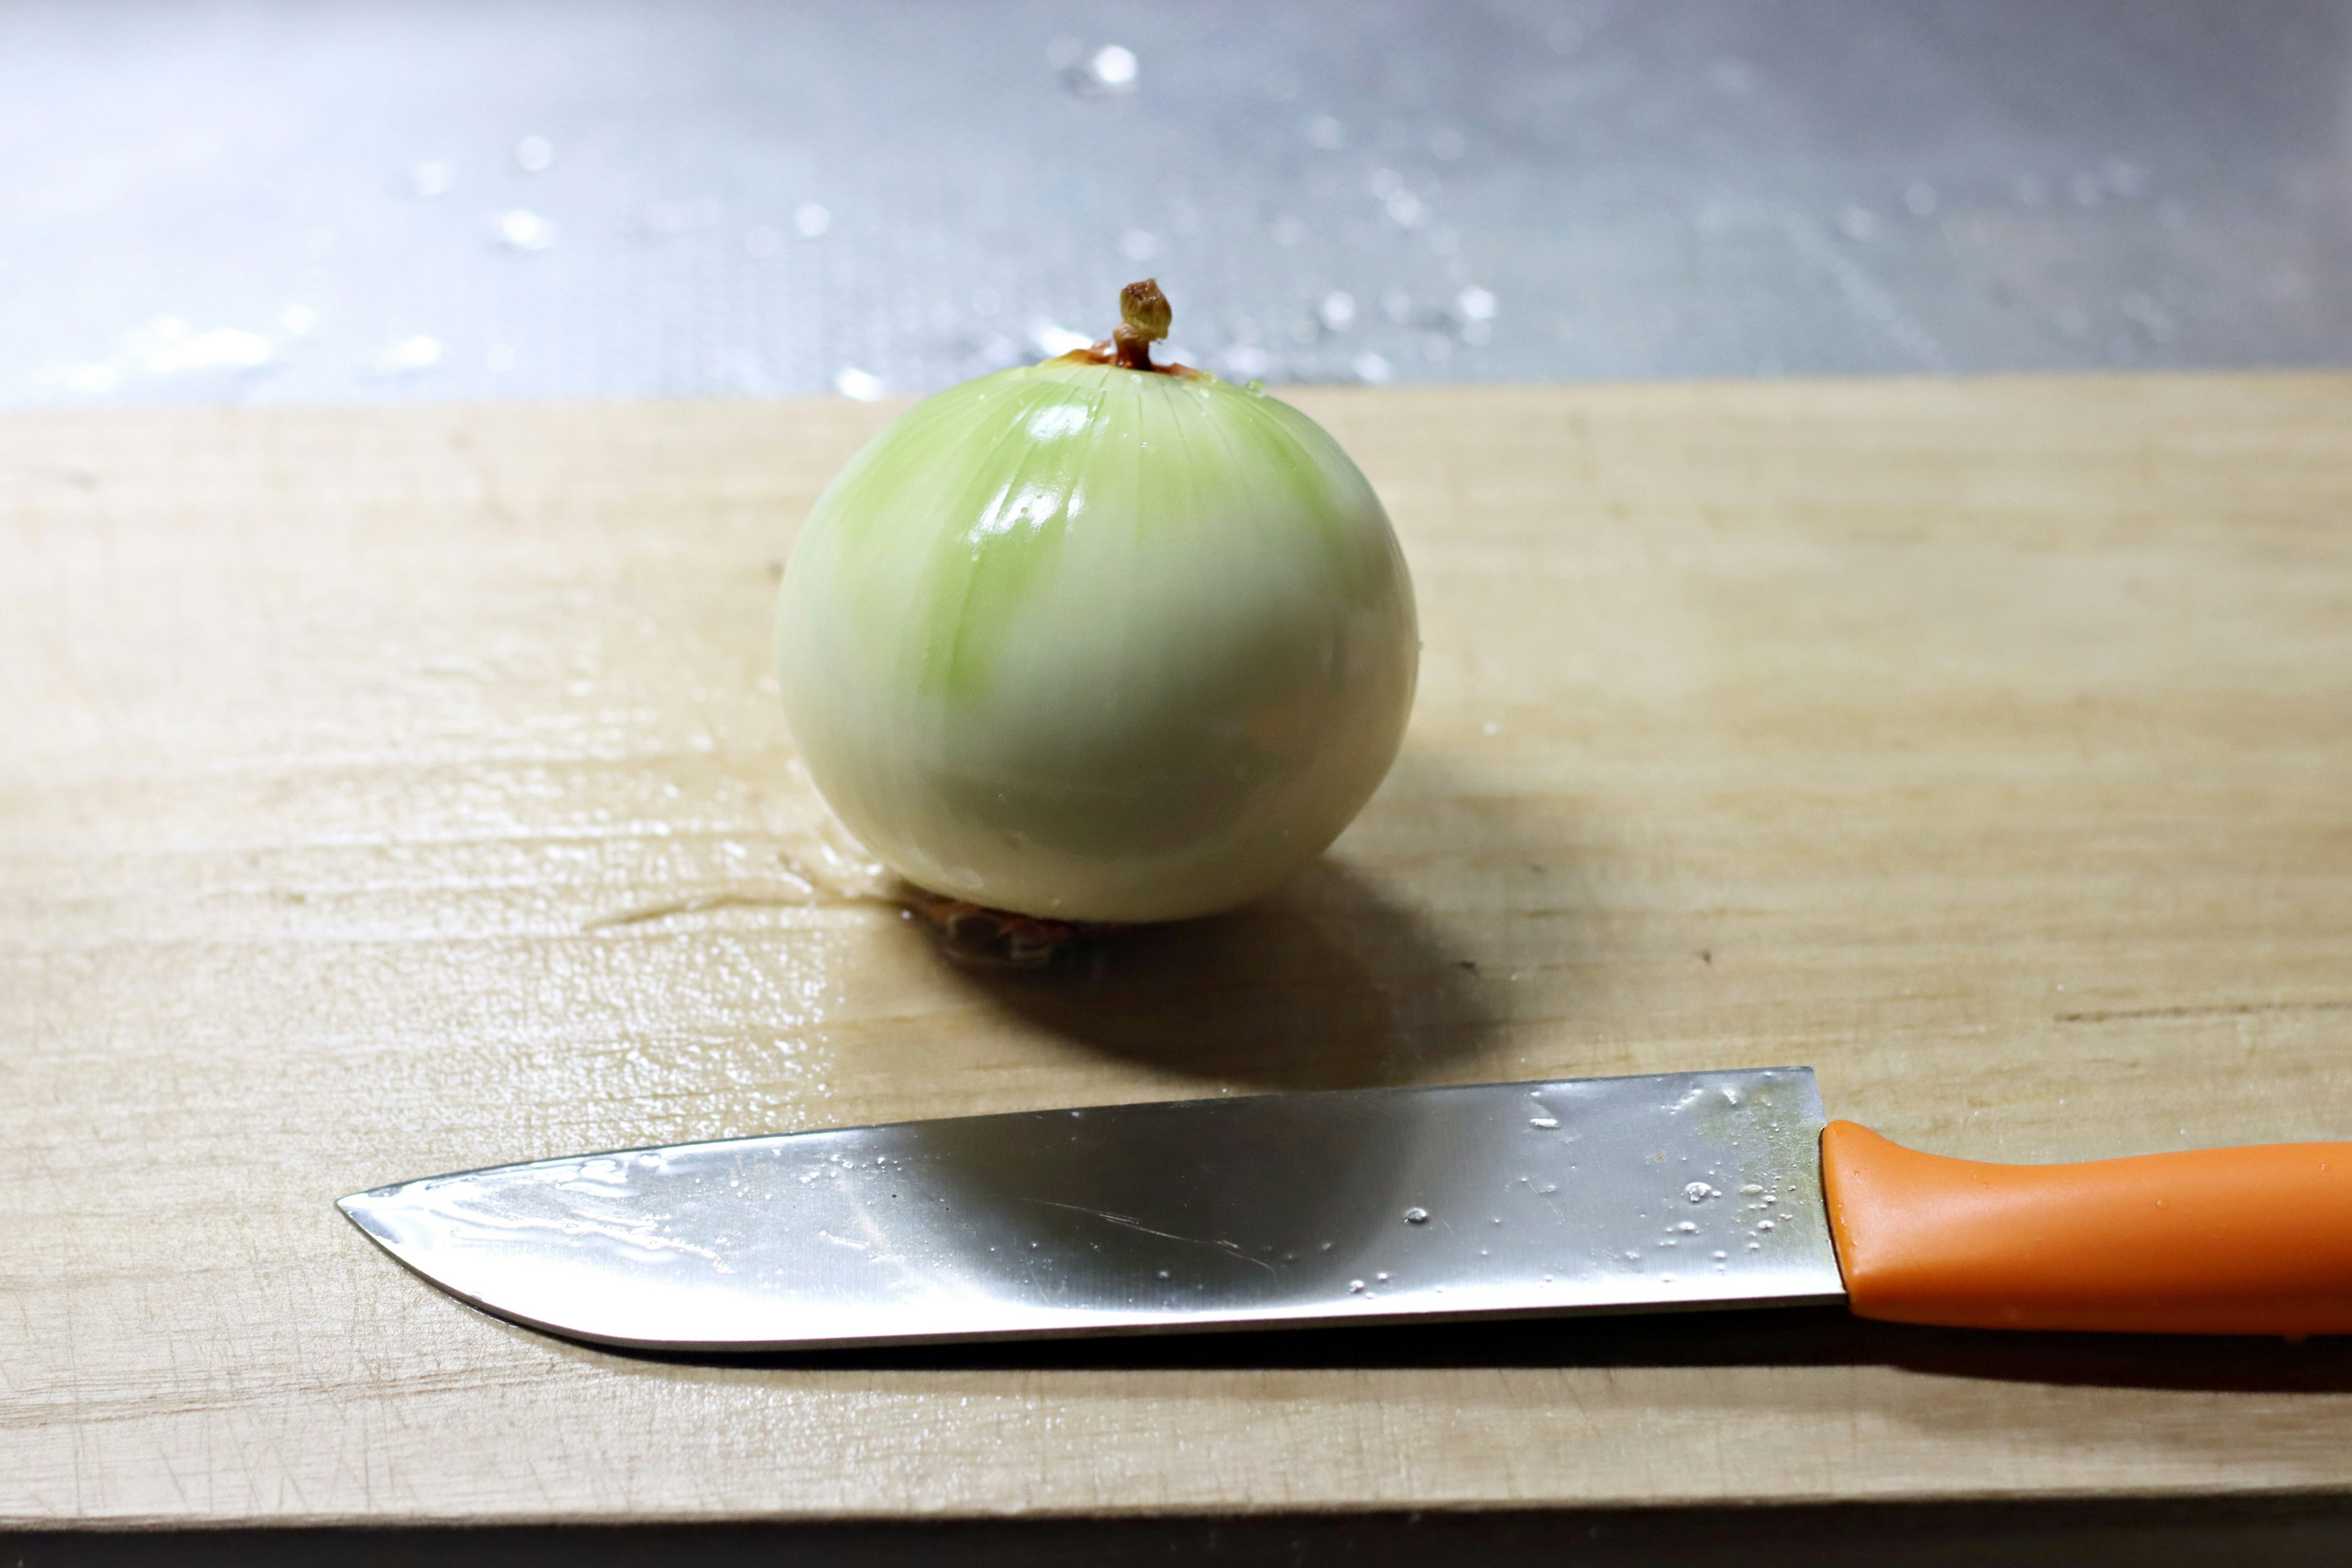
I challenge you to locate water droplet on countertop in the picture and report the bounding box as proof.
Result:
[1740,1183,1765,1196]
[1348,1279,1365,1293]
[375,334,443,374]
[1403,1207,1429,1224]
[1684,1182,1718,1202]
[1087,44,1137,91]
[1676,1221,1697,1234]
[1757,1219,1776,1232]
[1375,1272,1390,1282]
[1529,1115,1559,1129]
[495,208,556,251]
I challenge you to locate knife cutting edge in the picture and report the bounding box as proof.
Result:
[338,1068,2352,1350]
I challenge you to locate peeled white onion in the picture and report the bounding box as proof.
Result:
[775,282,1417,923]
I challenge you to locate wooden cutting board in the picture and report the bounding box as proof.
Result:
[4,375,2350,1526]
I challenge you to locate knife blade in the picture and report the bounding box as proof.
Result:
[340,1067,2352,1349]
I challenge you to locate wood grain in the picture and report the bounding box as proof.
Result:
[3,375,2350,1525]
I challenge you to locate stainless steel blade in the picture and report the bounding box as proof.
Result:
[339,1068,1844,1351]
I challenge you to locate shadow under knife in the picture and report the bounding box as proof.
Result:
[534,1306,2352,1393]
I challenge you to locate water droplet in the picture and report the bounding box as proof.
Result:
[1529,1115,1559,1129]
[1757,1219,1776,1232]
[834,368,885,401]
[1028,318,1094,358]
[794,202,832,238]
[1157,1269,1170,1280]
[1739,1183,1765,1196]
[496,208,556,252]
[1352,352,1392,385]
[375,334,443,374]
[1376,1272,1390,1283]
[1676,1221,1698,1234]
[1088,44,1137,91]
[1713,1251,1728,1261]
[1684,1182,1718,1203]
[1624,1251,1641,1262]
[1319,290,1356,331]
[1403,1207,1430,1224]
[1457,285,1496,322]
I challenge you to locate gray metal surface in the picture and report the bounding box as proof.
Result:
[339,1068,1842,1351]
[6,1,2350,409]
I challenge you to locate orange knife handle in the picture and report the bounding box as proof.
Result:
[1820,1121,2352,1336]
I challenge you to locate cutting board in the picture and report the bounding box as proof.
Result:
[4,376,2350,1526]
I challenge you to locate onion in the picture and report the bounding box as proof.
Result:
[776,281,1417,923]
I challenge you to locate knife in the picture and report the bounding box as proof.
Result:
[339,1068,2352,1350]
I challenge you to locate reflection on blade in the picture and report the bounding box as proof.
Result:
[339,1068,1845,1351]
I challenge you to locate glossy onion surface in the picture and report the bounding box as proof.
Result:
[777,358,1417,922]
